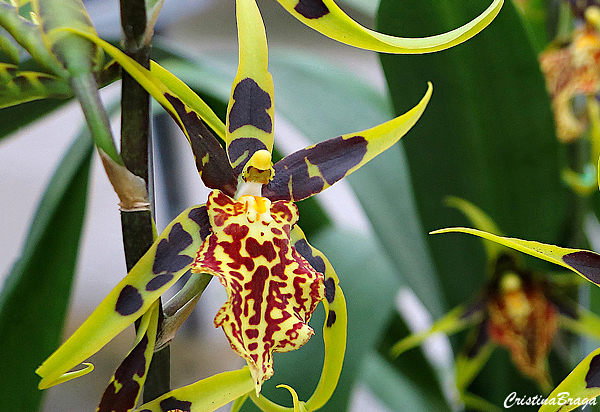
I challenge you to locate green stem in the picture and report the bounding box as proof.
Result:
[119,0,171,402]
[69,73,122,163]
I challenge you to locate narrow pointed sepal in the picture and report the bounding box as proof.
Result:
[444,196,505,262]
[192,190,324,393]
[55,29,238,196]
[275,0,503,54]
[97,300,160,412]
[132,368,254,412]
[263,82,432,201]
[455,323,496,393]
[227,0,275,174]
[390,303,485,358]
[36,205,210,389]
[277,385,309,412]
[560,305,600,342]
[431,227,600,286]
[538,347,600,412]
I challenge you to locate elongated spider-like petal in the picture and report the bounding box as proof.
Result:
[263,83,432,201]
[36,205,210,389]
[226,0,275,175]
[53,30,238,195]
[192,190,325,393]
[97,300,160,412]
[275,0,503,54]
[132,368,254,412]
[432,227,600,286]
[539,346,600,412]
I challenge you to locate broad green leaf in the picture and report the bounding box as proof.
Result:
[361,352,452,412]
[0,130,93,411]
[378,0,569,406]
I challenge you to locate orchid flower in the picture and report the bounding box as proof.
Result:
[429,205,600,411]
[392,198,600,412]
[0,0,505,410]
[539,4,600,194]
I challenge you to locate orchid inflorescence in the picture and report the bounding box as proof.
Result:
[0,0,505,411]
[392,197,600,412]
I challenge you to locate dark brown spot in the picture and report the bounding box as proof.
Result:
[146,274,175,291]
[293,239,326,273]
[326,310,336,327]
[324,277,335,304]
[188,206,211,240]
[586,354,600,388]
[294,0,330,19]
[164,94,237,196]
[263,135,368,201]
[115,285,144,316]
[563,251,600,284]
[227,137,268,175]
[160,396,192,412]
[153,223,194,275]
[248,342,258,351]
[97,335,149,412]
[228,78,272,134]
[459,298,486,320]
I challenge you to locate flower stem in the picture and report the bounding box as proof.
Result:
[119,0,171,402]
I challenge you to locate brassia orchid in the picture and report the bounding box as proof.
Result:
[29,0,504,410]
[539,4,600,195]
[391,197,600,411]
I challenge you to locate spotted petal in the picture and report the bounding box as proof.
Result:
[432,227,600,286]
[36,205,210,389]
[538,347,600,412]
[226,0,275,175]
[132,367,254,412]
[275,0,503,54]
[263,82,432,201]
[97,300,160,412]
[192,190,325,394]
[58,29,238,195]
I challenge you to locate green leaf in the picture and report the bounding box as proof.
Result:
[378,0,568,316]
[0,97,68,141]
[378,0,570,406]
[0,130,93,411]
[361,352,452,412]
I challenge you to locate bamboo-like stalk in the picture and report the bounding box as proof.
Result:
[119,0,171,402]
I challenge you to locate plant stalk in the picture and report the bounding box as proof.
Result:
[119,0,171,402]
